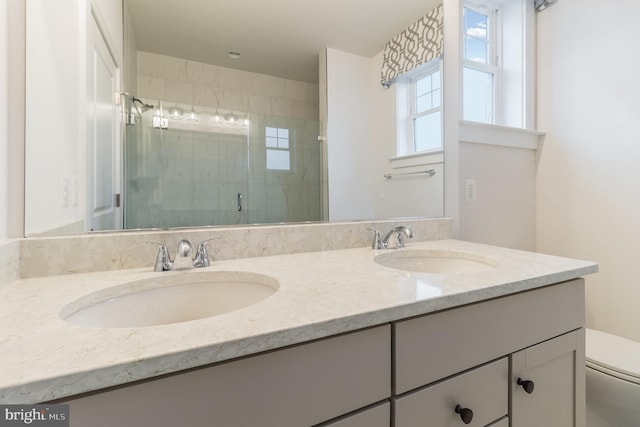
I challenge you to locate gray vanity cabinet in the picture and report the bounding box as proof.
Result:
[60,279,586,427]
[394,279,585,395]
[393,278,585,427]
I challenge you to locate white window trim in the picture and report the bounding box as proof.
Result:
[265,127,292,172]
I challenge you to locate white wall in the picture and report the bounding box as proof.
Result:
[24,0,88,234]
[536,0,640,342]
[371,55,444,220]
[459,139,536,250]
[442,0,461,234]
[326,48,376,220]
[23,0,123,235]
[1,0,25,239]
[456,122,539,251]
[500,0,525,128]
[91,0,122,65]
[0,1,8,239]
[123,1,138,93]
[325,48,445,222]
[25,0,85,233]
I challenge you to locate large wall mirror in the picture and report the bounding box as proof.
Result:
[24,0,444,236]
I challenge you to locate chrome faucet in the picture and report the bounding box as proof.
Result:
[369,228,385,249]
[193,238,218,268]
[369,226,415,249]
[384,225,414,248]
[172,239,195,270]
[144,243,174,271]
[143,238,219,271]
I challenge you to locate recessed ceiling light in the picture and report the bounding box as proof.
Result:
[227,50,242,60]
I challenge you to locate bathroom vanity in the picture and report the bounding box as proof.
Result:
[0,235,596,427]
[60,279,585,427]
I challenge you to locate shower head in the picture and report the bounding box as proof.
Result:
[124,95,155,125]
[535,0,557,12]
[132,97,154,112]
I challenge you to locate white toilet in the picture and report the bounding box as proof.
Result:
[585,328,640,427]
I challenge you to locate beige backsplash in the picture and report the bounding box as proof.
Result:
[0,240,20,287]
[14,218,453,279]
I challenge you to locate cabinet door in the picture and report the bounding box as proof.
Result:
[511,329,585,427]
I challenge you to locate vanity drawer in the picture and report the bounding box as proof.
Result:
[63,325,390,427]
[394,358,508,427]
[394,279,584,394]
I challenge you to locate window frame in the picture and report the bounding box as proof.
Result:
[265,126,292,172]
[462,2,502,124]
[397,60,444,158]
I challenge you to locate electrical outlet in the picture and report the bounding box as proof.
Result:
[71,175,80,206]
[61,175,70,208]
[465,179,477,202]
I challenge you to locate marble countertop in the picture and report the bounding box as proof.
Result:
[0,239,597,404]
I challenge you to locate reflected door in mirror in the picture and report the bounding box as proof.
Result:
[87,16,122,232]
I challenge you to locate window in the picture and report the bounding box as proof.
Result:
[396,62,443,157]
[266,127,290,171]
[412,67,442,153]
[463,5,500,124]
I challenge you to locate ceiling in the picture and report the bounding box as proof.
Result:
[126,0,442,83]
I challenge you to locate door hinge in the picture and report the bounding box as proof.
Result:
[115,193,121,208]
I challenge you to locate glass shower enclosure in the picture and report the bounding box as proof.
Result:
[123,96,322,229]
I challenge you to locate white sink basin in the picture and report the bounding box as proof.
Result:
[61,271,279,328]
[374,249,498,274]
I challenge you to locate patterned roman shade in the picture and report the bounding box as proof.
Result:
[380,3,444,88]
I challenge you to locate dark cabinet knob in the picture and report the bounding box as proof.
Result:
[517,377,535,394]
[454,404,474,424]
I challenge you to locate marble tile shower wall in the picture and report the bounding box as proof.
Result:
[248,114,321,224]
[130,51,322,228]
[125,127,251,229]
[136,52,319,121]
[124,114,321,229]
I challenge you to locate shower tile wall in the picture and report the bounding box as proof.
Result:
[127,52,321,229]
[136,52,318,121]
[248,115,321,224]
[125,126,250,228]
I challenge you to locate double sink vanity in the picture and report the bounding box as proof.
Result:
[0,219,597,426]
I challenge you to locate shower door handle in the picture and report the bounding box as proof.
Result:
[237,193,243,212]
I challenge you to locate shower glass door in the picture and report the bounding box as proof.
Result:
[123,96,322,229]
[124,97,249,229]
